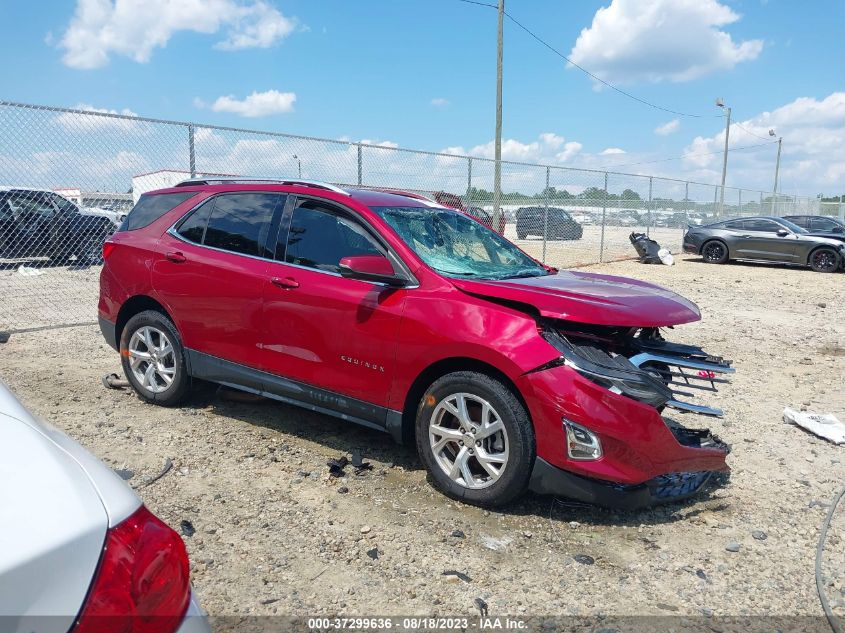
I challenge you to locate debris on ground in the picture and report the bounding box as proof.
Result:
[442,570,471,583]
[327,456,349,477]
[350,450,373,474]
[366,547,379,560]
[725,542,741,553]
[143,457,173,487]
[629,232,673,265]
[101,372,129,390]
[113,468,134,481]
[752,530,768,541]
[337,486,349,494]
[450,529,466,539]
[16,266,43,277]
[0,332,9,344]
[573,554,595,565]
[474,597,489,617]
[783,408,845,444]
[180,520,196,537]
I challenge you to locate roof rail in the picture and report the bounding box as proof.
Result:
[174,177,350,196]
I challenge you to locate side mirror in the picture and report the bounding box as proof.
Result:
[339,255,408,287]
[776,229,789,237]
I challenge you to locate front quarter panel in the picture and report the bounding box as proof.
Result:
[389,282,559,410]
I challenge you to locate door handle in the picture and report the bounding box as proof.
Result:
[165,251,186,263]
[271,276,300,289]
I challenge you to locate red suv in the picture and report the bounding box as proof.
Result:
[99,178,733,508]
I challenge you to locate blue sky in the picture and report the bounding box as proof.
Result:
[1,0,844,195]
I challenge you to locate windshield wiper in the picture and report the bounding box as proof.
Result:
[496,269,549,280]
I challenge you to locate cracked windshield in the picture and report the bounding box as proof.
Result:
[372,206,548,280]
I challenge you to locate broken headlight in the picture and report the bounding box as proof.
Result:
[541,329,672,409]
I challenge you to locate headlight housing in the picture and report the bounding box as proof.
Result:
[541,329,672,409]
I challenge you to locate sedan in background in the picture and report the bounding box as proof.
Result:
[0,187,115,263]
[782,214,845,234]
[515,206,583,240]
[683,216,845,273]
[0,382,208,633]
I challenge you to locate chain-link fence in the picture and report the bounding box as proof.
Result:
[0,100,830,333]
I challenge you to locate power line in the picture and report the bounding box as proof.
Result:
[732,121,773,141]
[599,140,777,169]
[455,0,721,119]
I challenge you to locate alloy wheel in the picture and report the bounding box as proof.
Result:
[812,249,837,272]
[127,326,177,394]
[428,392,509,489]
[703,242,725,263]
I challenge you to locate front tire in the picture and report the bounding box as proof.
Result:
[415,371,535,507]
[120,310,189,406]
[701,240,729,264]
[809,247,840,273]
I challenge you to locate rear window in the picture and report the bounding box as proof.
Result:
[120,192,196,231]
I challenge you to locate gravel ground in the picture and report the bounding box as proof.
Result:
[1,255,843,622]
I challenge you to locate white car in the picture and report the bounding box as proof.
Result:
[0,382,209,633]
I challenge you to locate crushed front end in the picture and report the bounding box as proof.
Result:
[521,321,734,509]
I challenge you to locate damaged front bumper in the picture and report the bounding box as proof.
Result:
[519,325,733,508]
[528,418,730,509]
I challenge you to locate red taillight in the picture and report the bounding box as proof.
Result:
[74,506,190,633]
[102,241,117,260]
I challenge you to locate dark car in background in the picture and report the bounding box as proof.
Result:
[0,187,115,263]
[515,207,583,240]
[433,191,506,234]
[783,215,845,234]
[683,216,845,273]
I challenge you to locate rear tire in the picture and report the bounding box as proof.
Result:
[809,247,840,273]
[415,371,535,507]
[120,310,189,407]
[701,240,729,264]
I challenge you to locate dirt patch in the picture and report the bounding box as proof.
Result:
[1,254,843,618]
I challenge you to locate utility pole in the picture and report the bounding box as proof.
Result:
[716,99,730,216]
[772,136,782,212]
[492,0,504,230]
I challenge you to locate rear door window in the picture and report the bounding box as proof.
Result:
[122,192,196,231]
[202,193,283,258]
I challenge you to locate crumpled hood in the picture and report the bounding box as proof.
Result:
[451,270,701,326]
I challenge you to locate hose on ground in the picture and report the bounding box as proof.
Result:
[817,482,845,633]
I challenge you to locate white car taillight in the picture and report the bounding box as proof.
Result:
[73,505,190,633]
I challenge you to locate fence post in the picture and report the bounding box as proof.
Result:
[713,186,718,215]
[357,145,363,186]
[646,176,653,236]
[466,157,473,207]
[760,191,763,214]
[682,181,689,248]
[188,125,196,177]
[542,166,550,264]
[738,189,742,215]
[600,172,608,263]
[840,195,844,219]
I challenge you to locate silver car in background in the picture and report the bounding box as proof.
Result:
[683,216,845,273]
[0,382,209,633]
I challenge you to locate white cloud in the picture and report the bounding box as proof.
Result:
[681,92,845,192]
[204,90,297,117]
[60,0,298,69]
[448,133,584,165]
[655,119,680,136]
[54,103,142,132]
[569,0,763,85]
[600,147,626,155]
[430,98,450,108]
